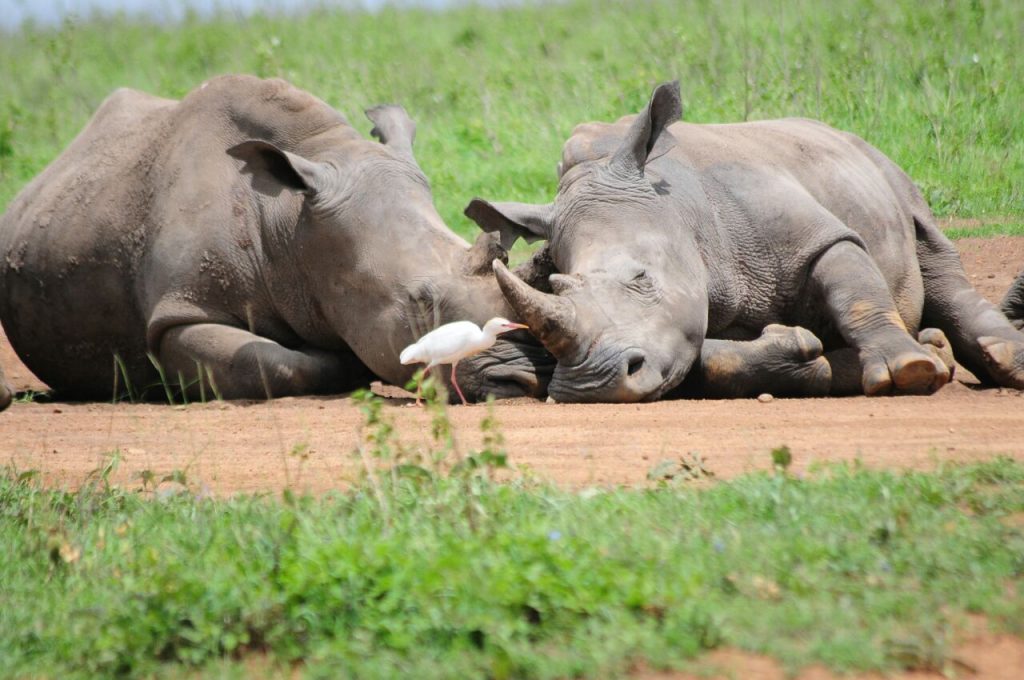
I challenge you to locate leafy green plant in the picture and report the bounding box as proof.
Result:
[1,453,1022,678]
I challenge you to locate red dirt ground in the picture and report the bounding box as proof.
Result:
[4,235,1022,494]
[2,233,1023,679]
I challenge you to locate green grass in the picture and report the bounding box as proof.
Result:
[1,0,1022,240]
[944,222,1024,240]
[1,392,1023,678]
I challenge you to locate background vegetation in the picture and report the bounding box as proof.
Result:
[1,0,1022,238]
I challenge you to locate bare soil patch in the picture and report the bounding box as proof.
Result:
[639,628,1024,679]
[2,236,1023,494]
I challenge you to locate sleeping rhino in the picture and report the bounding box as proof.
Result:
[0,75,551,402]
[466,81,1024,402]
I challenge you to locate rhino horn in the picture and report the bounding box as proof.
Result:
[493,258,579,359]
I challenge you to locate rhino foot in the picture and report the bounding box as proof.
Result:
[977,336,1024,389]
[918,328,956,382]
[698,325,831,398]
[861,343,949,396]
[756,325,832,396]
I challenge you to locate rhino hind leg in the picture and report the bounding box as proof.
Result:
[157,323,367,400]
[674,324,832,398]
[810,240,949,396]
[915,217,1024,389]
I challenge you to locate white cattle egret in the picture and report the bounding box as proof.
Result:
[400,317,529,405]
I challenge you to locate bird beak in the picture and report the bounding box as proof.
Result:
[505,322,529,330]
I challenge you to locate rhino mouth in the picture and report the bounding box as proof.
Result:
[546,344,680,403]
[457,334,555,400]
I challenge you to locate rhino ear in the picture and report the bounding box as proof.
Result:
[464,231,509,276]
[610,80,682,177]
[366,105,417,161]
[228,140,327,195]
[464,198,554,250]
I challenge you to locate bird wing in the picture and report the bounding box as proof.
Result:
[413,321,482,365]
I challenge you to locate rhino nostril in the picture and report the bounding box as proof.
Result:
[626,354,646,377]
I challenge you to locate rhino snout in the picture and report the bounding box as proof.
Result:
[547,346,680,403]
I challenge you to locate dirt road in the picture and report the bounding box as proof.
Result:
[2,236,1023,494]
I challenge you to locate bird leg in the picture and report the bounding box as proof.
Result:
[450,360,469,405]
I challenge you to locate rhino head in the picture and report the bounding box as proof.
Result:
[227,104,550,400]
[465,82,706,402]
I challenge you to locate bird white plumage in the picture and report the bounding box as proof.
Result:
[400,317,529,404]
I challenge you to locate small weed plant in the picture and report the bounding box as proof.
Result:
[2,383,1023,678]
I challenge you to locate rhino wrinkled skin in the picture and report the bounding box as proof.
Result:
[467,81,1024,402]
[0,75,551,402]
[1003,270,1024,331]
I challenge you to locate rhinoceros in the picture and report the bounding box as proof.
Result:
[466,81,1024,402]
[0,75,550,402]
[0,362,10,411]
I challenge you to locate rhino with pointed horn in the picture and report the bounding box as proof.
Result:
[0,75,552,402]
[466,81,1024,402]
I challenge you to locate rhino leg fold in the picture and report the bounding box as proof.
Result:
[674,325,832,398]
[810,241,948,396]
[157,323,367,400]
[915,216,1024,388]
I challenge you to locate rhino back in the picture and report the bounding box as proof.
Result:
[0,87,176,396]
[561,115,925,336]
[0,76,357,397]
[672,118,924,332]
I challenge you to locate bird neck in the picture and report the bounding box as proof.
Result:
[477,328,501,352]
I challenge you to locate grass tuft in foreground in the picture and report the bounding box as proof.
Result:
[0,393,1022,678]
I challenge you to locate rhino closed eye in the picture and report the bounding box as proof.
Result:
[623,271,661,305]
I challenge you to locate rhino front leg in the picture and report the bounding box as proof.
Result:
[158,324,360,400]
[825,329,954,396]
[915,217,1024,388]
[673,325,832,398]
[809,240,949,396]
